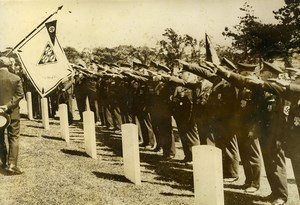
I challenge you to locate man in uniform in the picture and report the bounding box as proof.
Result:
[215,62,288,204]
[217,62,262,193]
[158,66,200,164]
[177,59,240,180]
[0,56,24,175]
[150,61,176,159]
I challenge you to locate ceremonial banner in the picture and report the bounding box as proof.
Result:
[205,33,221,65]
[17,20,71,97]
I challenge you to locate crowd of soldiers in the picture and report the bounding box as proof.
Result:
[18,56,300,205]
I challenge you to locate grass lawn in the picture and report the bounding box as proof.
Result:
[0,114,299,205]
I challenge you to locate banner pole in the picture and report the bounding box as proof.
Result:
[6,5,63,56]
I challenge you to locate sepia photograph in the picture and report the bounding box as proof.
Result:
[0,0,299,204]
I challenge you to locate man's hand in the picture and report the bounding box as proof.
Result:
[268,78,290,87]
[153,75,162,81]
[176,59,189,67]
[215,65,227,73]
[205,61,216,69]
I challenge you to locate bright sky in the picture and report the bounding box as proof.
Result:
[0,0,286,52]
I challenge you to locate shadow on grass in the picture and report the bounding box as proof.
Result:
[142,180,192,190]
[92,171,131,183]
[69,131,84,134]
[21,133,38,138]
[91,128,195,192]
[224,190,264,205]
[224,183,246,190]
[160,192,193,197]
[0,167,23,176]
[42,135,64,141]
[61,149,89,157]
[0,167,8,175]
[49,121,60,125]
[26,125,43,129]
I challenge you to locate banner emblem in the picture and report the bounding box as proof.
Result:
[38,42,57,65]
[48,26,55,33]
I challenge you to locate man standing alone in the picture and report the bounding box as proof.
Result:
[0,56,24,175]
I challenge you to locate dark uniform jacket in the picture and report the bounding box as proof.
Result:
[0,68,24,119]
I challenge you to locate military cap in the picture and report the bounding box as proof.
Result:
[0,56,12,67]
[101,61,110,66]
[286,67,300,74]
[132,61,148,69]
[237,62,257,72]
[109,63,119,68]
[262,61,283,74]
[119,62,132,68]
[220,57,237,71]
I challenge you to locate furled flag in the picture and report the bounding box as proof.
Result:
[205,33,220,65]
[17,20,71,97]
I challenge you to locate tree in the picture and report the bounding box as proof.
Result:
[273,0,300,64]
[129,46,157,65]
[158,28,203,70]
[223,1,300,65]
[222,3,261,62]
[215,45,241,64]
[91,45,157,66]
[63,46,80,63]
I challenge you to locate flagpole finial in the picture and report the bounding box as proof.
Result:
[55,5,63,14]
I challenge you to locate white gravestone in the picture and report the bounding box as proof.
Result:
[59,104,70,144]
[83,97,97,159]
[192,145,224,205]
[41,97,49,130]
[121,123,141,185]
[26,92,33,120]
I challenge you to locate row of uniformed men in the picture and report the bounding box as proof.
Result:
[72,57,300,205]
[22,57,299,205]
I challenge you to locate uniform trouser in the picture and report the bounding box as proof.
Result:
[75,93,86,121]
[237,129,261,188]
[152,114,176,157]
[290,156,300,198]
[86,90,99,122]
[97,100,106,125]
[105,104,113,128]
[32,93,41,119]
[105,104,122,130]
[215,133,240,178]
[76,90,99,122]
[195,117,214,146]
[120,105,133,124]
[150,114,161,149]
[0,119,20,167]
[111,105,122,130]
[48,93,58,118]
[176,120,200,161]
[260,135,288,200]
[58,93,74,123]
[136,111,156,147]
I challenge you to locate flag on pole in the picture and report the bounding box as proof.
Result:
[17,20,71,97]
[205,33,220,65]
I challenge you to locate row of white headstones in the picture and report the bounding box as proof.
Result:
[25,91,224,205]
